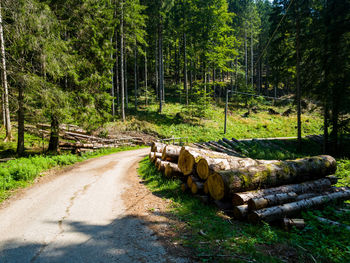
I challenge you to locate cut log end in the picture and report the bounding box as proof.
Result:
[207,172,225,200]
[178,150,195,175]
[196,158,209,180]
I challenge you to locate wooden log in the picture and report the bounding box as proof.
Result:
[151,142,166,153]
[248,188,350,223]
[208,155,336,201]
[232,178,334,205]
[155,158,162,169]
[314,217,350,231]
[161,145,182,162]
[191,181,204,194]
[233,205,249,220]
[203,180,209,195]
[181,183,189,192]
[282,218,305,230]
[187,176,194,188]
[164,162,183,178]
[248,192,298,210]
[178,146,229,176]
[196,155,265,181]
[149,152,162,162]
[158,160,171,173]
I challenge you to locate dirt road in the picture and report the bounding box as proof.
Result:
[0,148,187,263]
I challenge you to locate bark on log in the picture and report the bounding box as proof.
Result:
[248,192,298,210]
[158,160,171,173]
[209,155,336,201]
[232,178,334,205]
[155,158,162,169]
[191,181,204,195]
[181,183,189,192]
[203,180,209,195]
[164,162,183,178]
[196,155,267,181]
[233,205,249,220]
[151,142,166,153]
[282,218,305,230]
[248,188,350,223]
[149,152,162,162]
[315,217,350,231]
[162,145,181,162]
[178,146,229,175]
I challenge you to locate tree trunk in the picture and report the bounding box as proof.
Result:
[207,155,336,200]
[145,51,148,105]
[0,4,11,141]
[134,42,137,109]
[244,22,248,87]
[17,83,24,155]
[296,16,302,151]
[251,25,253,89]
[155,31,159,100]
[232,177,334,205]
[157,160,171,173]
[158,18,163,112]
[183,33,188,105]
[120,0,125,121]
[125,52,128,109]
[248,188,350,223]
[48,115,59,152]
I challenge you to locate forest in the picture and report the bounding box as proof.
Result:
[0,0,349,155]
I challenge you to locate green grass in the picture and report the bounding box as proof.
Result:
[138,158,350,263]
[0,145,144,202]
[107,97,323,143]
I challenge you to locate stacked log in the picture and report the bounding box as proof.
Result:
[149,141,350,228]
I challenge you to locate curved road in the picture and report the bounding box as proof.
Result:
[0,148,186,263]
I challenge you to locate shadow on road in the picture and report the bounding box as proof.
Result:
[0,215,187,263]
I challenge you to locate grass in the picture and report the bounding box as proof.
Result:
[138,157,350,263]
[106,88,323,143]
[0,145,145,202]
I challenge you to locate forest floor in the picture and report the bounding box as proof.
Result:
[105,94,324,143]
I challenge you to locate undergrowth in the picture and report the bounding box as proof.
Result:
[138,157,350,263]
[0,146,144,202]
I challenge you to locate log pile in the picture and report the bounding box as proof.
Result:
[23,123,145,151]
[149,142,350,228]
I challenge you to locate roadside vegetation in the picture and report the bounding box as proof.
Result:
[0,145,144,203]
[138,153,350,263]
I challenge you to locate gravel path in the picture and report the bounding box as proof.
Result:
[0,148,188,263]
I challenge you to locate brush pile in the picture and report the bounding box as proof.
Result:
[24,123,144,152]
[150,141,350,226]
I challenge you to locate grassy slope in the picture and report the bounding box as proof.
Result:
[106,100,323,142]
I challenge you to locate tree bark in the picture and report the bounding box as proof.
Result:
[232,178,334,205]
[48,115,59,152]
[151,142,166,153]
[0,4,11,141]
[248,192,298,211]
[164,162,183,178]
[120,0,125,121]
[248,188,350,223]
[17,83,24,155]
[134,42,137,109]
[183,33,188,105]
[161,145,182,162]
[208,155,336,200]
[296,15,302,151]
